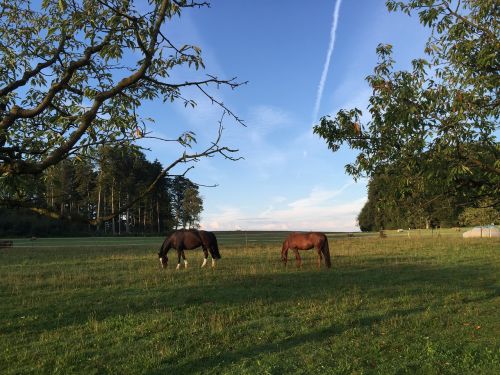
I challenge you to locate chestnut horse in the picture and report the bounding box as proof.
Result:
[158,229,221,269]
[281,232,331,268]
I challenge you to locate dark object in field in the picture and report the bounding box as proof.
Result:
[0,240,13,249]
[158,229,221,269]
[281,232,331,268]
[379,230,386,238]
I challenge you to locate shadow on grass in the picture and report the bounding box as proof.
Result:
[1,258,497,339]
[149,306,428,374]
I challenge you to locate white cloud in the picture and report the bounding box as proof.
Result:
[272,196,287,204]
[200,206,244,231]
[200,184,366,232]
[244,105,294,146]
[287,184,351,209]
[250,105,292,128]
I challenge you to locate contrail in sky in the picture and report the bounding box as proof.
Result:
[312,0,343,125]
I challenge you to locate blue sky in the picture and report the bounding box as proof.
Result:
[138,0,430,232]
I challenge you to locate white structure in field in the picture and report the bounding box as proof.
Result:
[462,226,500,238]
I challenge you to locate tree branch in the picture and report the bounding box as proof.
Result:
[0,33,112,131]
[0,0,173,176]
[0,31,68,97]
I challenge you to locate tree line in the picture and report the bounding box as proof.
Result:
[356,172,499,232]
[0,145,203,236]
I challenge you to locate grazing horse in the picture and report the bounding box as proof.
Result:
[281,232,331,268]
[158,229,221,269]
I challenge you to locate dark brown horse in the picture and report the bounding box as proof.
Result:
[158,229,221,269]
[281,232,331,268]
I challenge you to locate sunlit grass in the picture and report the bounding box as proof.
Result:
[1,235,499,374]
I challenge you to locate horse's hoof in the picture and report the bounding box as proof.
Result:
[176,264,181,270]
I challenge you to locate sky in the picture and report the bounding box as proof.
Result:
[138,0,431,232]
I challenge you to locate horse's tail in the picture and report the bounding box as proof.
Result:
[321,237,332,268]
[211,233,221,259]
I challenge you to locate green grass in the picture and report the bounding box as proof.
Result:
[1,234,499,374]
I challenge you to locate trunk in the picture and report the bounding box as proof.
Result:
[111,181,116,235]
[150,202,154,232]
[138,205,141,234]
[125,207,130,234]
[87,186,91,232]
[118,192,121,235]
[96,172,102,231]
[157,199,160,233]
[103,192,107,234]
[126,193,130,234]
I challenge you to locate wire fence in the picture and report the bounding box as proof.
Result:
[1,229,465,249]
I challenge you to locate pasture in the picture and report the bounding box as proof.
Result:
[0,232,499,374]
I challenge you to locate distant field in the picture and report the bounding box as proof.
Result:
[1,233,498,374]
[4,227,467,249]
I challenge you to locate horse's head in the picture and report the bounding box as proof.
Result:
[158,252,168,268]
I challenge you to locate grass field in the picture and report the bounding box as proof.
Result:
[1,232,499,374]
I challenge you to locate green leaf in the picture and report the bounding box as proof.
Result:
[58,0,67,12]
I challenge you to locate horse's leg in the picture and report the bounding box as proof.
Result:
[293,249,302,267]
[182,250,188,268]
[281,240,289,266]
[201,245,209,268]
[208,246,217,267]
[176,249,182,270]
[211,251,217,268]
[316,246,323,269]
[282,249,289,266]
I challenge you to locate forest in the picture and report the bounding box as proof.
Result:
[0,145,203,236]
[356,172,499,232]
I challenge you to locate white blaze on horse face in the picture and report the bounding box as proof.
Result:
[176,263,181,270]
[201,258,208,268]
[159,258,164,268]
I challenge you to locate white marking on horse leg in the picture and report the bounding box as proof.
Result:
[212,258,216,268]
[176,263,181,270]
[184,260,188,268]
[201,258,207,268]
